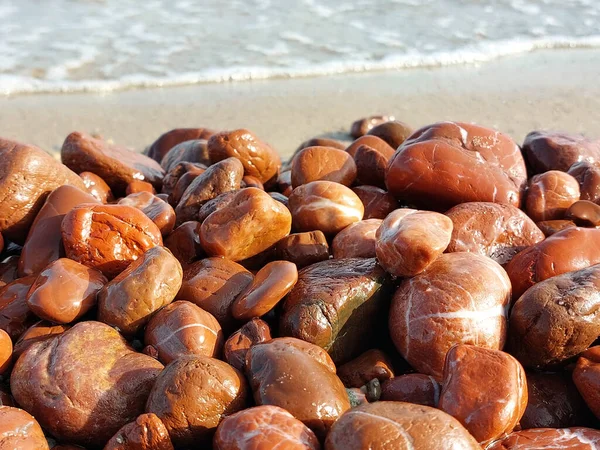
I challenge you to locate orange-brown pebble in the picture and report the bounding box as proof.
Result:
[26,258,107,324]
[332,219,381,259]
[104,413,174,450]
[0,406,49,450]
[223,318,272,372]
[200,188,292,262]
[61,203,163,278]
[214,405,320,450]
[232,260,298,320]
[126,180,155,195]
[375,209,453,277]
[288,181,364,235]
[525,170,580,222]
[207,129,281,184]
[80,171,114,203]
[439,344,528,446]
[565,200,600,227]
[291,146,357,188]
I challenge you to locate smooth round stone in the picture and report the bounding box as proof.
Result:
[18,184,99,277]
[525,170,580,222]
[350,115,394,138]
[389,252,511,379]
[352,185,399,219]
[144,300,223,365]
[445,202,545,265]
[159,138,211,172]
[337,349,394,389]
[207,129,281,184]
[126,180,155,195]
[146,356,248,448]
[147,127,215,162]
[381,374,441,407]
[565,199,600,227]
[223,318,272,372]
[523,130,600,173]
[97,246,183,337]
[275,231,330,268]
[508,264,600,370]
[10,321,163,447]
[0,406,49,450]
[291,146,357,188]
[177,257,254,332]
[325,402,481,450]
[27,258,107,324]
[12,321,70,358]
[200,188,292,262]
[79,171,114,203]
[288,181,364,235]
[0,137,86,243]
[118,191,176,236]
[0,329,12,375]
[568,160,600,203]
[353,144,389,188]
[438,344,528,446]
[232,260,298,321]
[487,427,600,449]
[386,121,527,211]
[104,413,174,450]
[246,337,350,440]
[573,346,600,420]
[61,203,163,279]
[376,209,453,277]
[214,405,320,450]
[506,226,600,299]
[367,120,414,149]
[345,135,395,159]
[61,132,165,195]
[174,157,243,225]
[332,219,381,259]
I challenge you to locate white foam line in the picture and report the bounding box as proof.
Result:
[3,35,600,96]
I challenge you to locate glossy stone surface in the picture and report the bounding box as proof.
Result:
[61,203,163,279]
[146,355,248,448]
[246,337,350,439]
[10,321,163,447]
[144,300,223,365]
[438,345,528,446]
[376,209,453,277]
[27,258,107,324]
[214,405,320,450]
[389,252,511,379]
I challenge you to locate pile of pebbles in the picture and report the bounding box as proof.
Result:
[2,116,600,449]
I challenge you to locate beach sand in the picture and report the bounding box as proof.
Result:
[1,48,600,159]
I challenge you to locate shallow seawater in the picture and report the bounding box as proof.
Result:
[1,0,599,94]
